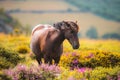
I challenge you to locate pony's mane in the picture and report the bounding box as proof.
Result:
[53,21,79,32]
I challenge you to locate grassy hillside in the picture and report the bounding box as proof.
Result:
[66,0,120,22]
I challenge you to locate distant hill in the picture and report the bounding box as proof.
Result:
[0,8,22,34]
[66,0,120,22]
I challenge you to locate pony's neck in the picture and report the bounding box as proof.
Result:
[53,31,65,48]
[53,23,65,48]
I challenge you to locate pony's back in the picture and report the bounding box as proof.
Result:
[31,24,54,36]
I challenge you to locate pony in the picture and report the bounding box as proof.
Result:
[30,21,80,64]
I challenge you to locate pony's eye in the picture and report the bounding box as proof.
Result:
[66,24,70,27]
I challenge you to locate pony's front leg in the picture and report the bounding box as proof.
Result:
[44,55,52,64]
[54,56,60,65]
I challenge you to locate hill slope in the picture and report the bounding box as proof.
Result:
[66,0,120,22]
[0,8,22,33]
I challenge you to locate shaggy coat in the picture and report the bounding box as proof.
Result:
[30,21,80,64]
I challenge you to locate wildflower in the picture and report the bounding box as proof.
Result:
[17,64,27,71]
[4,63,61,80]
[65,53,69,56]
[72,59,79,64]
[68,76,76,80]
[5,69,13,76]
[85,53,94,58]
[77,68,86,73]
[72,52,77,56]
[77,68,92,73]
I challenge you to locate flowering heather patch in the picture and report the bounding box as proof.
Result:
[4,63,61,80]
[77,67,92,73]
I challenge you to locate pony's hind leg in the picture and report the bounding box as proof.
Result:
[31,43,42,65]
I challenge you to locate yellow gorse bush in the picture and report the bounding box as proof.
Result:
[16,45,30,54]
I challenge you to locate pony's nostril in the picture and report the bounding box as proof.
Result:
[73,45,79,49]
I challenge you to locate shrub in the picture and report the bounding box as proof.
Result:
[16,45,30,54]
[0,46,24,70]
[102,33,120,40]
[86,27,98,39]
[88,51,120,68]
[4,64,61,80]
[56,68,86,80]
[89,66,120,80]
[56,66,120,80]
[59,51,120,69]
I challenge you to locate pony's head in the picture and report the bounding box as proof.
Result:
[54,21,80,49]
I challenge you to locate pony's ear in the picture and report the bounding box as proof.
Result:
[61,22,66,30]
[54,22,65,30]
[53,22,61,29]
[63,20,66,23]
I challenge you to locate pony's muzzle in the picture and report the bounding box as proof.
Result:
[73,44,79,49]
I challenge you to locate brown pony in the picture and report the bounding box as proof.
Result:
[30,21,80,64]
